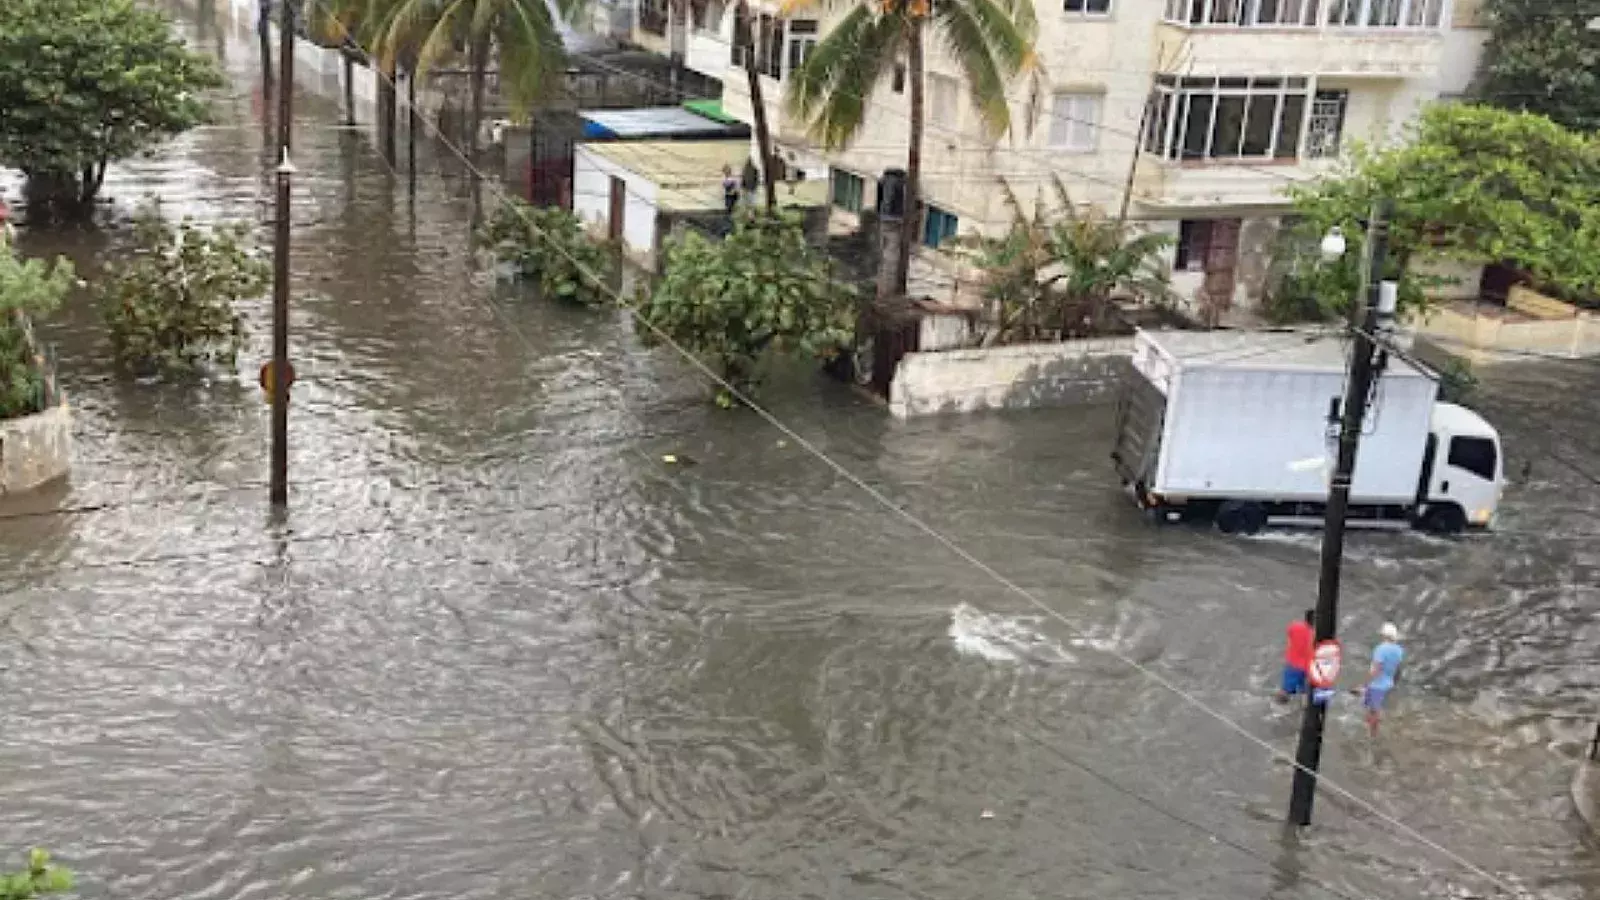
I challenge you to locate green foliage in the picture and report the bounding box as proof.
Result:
[481,199,615,307]
[97,208,266,377]
[1285,103,1600,320]
[954,178,1173,344]
[1259,219,1439,324]
[0,0,222,206]
[1436,356,1479,405]
[0,244,74,419]
[785,0,1038,148]
[638,211,853,403]
[0,850,72,900]
[1474,0,1600,133]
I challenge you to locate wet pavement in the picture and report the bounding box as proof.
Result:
[1,5,1599,899]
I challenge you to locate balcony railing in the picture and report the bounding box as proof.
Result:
[1163,0,1446,30]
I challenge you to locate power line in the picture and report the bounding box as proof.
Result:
[301,9,1536,895]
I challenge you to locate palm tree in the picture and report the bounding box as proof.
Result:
[784,0,1037,299]
[306,0,403,161]
[957,178,1173,343]
[734,0,778,209]
[373,0,572,160]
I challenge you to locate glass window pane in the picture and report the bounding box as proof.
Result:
[1242,94,1276,155]
[1213,95,1247,158]
[1276,94,1305,157]
[1181,95,1213,159]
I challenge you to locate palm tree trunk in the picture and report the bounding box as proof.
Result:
[897,17,925,300]
[738,1,778,210]
[378,60,398,165]
[343,53,356,126]
[468,33,490,161]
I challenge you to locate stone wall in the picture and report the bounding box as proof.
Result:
[0,405,71,496]
[888,337,1133,419]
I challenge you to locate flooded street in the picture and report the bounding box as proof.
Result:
[1,6,1598,899]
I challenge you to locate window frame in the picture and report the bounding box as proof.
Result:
[1047,92,1103,152]
[830,168,866,213]
[1063,0,1113,14]
[1145,75,1312,162]
[922,204,960,248]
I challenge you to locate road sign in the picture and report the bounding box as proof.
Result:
[259,360,296,402]
[1309,639,1342,689]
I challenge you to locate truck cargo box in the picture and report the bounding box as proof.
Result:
[1114,330,1438,506]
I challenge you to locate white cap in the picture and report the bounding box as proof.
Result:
[1380,622,1400,642]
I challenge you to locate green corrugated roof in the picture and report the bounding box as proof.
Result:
[683,98,738,125]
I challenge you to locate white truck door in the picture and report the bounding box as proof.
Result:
[1432,433,1501,526]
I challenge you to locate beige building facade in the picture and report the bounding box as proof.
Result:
[633,0,1491,316]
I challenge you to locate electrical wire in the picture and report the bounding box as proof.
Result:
[286,10,1541,896]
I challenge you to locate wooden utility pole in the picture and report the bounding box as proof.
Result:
[1287,198,1394,827]
[269,0,296,508]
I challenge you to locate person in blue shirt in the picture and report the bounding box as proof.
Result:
[1362,623,1405,737]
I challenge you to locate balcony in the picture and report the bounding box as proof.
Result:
[1130,156,1334,212]
[1153,0,1446,79]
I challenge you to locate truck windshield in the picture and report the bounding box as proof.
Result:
[1447,436,1497,480]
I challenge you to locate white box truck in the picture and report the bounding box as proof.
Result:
[1111,330,1505,534]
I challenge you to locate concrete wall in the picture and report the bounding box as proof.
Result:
[572,146,660,261]
[0,405,71,496]
[889,337,1133,419]
[1416,306,1600,364]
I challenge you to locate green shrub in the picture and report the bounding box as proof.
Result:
[480,199,616,307]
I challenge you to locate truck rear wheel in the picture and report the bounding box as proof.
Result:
[1418,503,1466,535]
[1216,501,1267,536]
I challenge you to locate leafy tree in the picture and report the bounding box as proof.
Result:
[0,850,72,900]
[97,209,267,377]
[0,0,223,209]
[954,178,1172,344]
[0,244,75,419]
[638,210,853,405]
[1474,0,1600,133]
[1284,103,1600,320]
[785,0,1038,299]
[480,198,616,306]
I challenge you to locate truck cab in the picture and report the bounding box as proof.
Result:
[1416,403,1504,532]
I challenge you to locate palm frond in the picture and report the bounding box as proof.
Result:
[933,0,1009,136]
[784,6,906,149]
[499,0,568,112]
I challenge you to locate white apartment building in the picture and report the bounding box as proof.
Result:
[631,0,1491,315]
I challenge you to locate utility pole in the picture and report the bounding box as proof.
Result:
[269,0,296,508]
[1287,197,1395,827]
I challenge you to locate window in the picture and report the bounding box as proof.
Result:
[1164,0,1317,25]
[756,14,784,79]
[730,12,751,64]
[892,62,906,94]
[1328,0,1441,27]
[831,169,865,213]
[923,205,959,247]
[929,73,959,127]
[1048,93,1101,151]
[692,0,724,31]
[1175,220,1213,271]
[1063,0,1112,13]
[1145,75,1311,161]
[1448,437,1497,481]
[786,20,818,76]
[1305,89,1347,159]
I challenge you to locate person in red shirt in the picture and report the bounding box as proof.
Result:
[1276,610,1315,702]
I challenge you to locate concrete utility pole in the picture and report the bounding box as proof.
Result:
[269,0,296,509]
[1287,197,1395,827]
